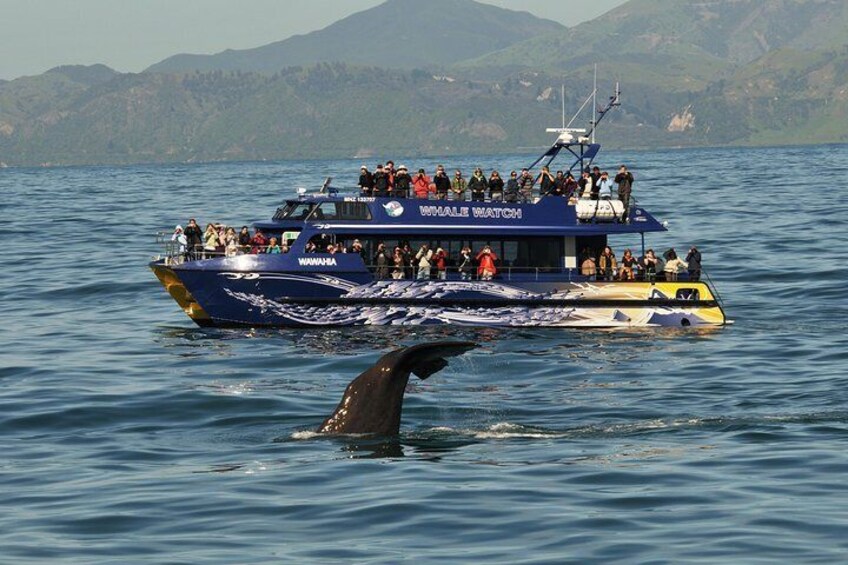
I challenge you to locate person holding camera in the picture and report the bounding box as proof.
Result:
[476,245,498,280]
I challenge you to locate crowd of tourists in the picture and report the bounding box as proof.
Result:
[357,160,634,211]
[580,246,703,282]
[170,220,290,260]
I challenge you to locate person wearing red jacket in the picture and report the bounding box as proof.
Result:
[476,245,498,280]
[432,247,447,280]
[412,168,433,199]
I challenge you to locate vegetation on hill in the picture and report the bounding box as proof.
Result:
[147,0,564,74]
[1,0,847,166]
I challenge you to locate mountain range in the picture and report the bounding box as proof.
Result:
[1,0,848,167]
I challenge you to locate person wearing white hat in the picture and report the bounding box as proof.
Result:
[394,165,411,198]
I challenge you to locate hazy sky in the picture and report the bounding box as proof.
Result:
[0,0,627,80]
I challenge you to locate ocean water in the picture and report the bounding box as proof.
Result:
[1,145,847,563]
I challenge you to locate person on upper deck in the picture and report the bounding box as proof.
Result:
[590,166,602,199]
[564,172,579,201]
[505,171,520,203]
[518,169,534,203]
[552,171,566,197]
[614,165,634,222]
[468,168,488,202]
[395,165,413,198]
[385,161,396,192]
[434,166,451,200]
[597,171,614,199]
[451,170,467,201]
[358,165,374,196]
[476,245,498,280]
[686,246,702,282]
[537,166,556,196]
[489,170,505,202]
[373,164,390,197]
[412,168,433,199]
[579,170,593,199]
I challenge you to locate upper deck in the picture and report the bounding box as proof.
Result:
[254,194,666,237]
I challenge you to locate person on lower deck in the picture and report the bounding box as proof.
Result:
[374,242,389,279]
[581,255,597,280]
[469,168,487,202]
[391,247,405,279]
[686,246,702,281]
[615,165,634,222]
[476,245,498,280]
[237,226,251,254]
[183,219,203,259]
[416,244,433,279]
[619,249,637,280]
[641,249,658,282]
[434,166,450,200]
[488,170,504,202]
[432,247,447,280]
[599,246,617,281]
[451,170,467,201]
[663,248,687,281]
[458,246,472,280]
[266,237,282,254]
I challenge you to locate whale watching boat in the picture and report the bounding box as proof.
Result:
[151,88,726,328]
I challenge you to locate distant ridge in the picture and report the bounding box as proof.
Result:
[146,0,564,74]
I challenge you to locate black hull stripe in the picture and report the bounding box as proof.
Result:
[271,298,720,308]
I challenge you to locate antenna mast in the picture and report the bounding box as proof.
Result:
[591,64,598,144]
[561,83,566,129]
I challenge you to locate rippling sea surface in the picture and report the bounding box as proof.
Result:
[2,145,847,563]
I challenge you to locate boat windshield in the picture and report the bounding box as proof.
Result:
[285,203,316,220]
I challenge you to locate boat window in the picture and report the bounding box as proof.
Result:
[676,288,700,301]
[286,203,315,220]
[273,203,296,220]
[307,202,372,222]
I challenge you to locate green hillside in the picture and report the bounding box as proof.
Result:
[147,0,564,74]
[2,0,848,166]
